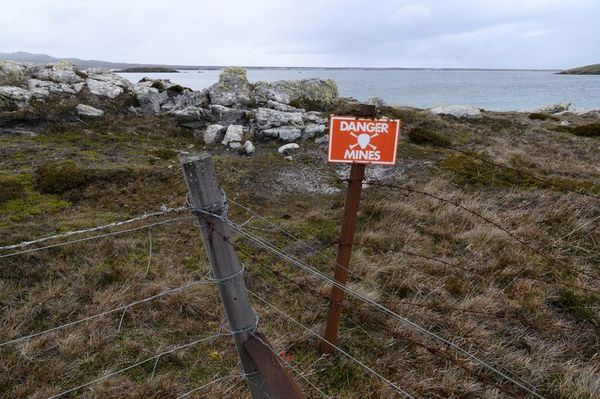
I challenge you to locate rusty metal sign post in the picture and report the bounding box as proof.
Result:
[321,105,401,354]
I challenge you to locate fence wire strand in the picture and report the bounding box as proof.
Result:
[0,205,190,251]
[222,220,545,399]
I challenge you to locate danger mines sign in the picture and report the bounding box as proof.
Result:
[327,116,401,165]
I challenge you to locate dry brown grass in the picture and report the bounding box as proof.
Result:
[1,109,599,398]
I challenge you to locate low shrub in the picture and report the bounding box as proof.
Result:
[35,161,90,194]
[571,122,600,137]
[529,113,550,120]
[0,178,25,203]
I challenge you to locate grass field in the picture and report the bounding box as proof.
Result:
[0,108,599,398]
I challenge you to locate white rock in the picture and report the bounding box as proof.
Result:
[0,86,33,106]
[30,62,84,84]
[278,143,300,155]
[87,78,123,98]
[560,120,571,127]
[76,104,104,117]
[222,124,244,145]
[203,124,226,144]
[430,105,482,119]
[133,82,168,114]
[262,127,303,142]
[254,107,304,130]
[537,103,571,114]
[242,140,255,155]
[303,111,327,125]
[303,123,327,139]
[27,79,82,97]
[168,106,206,122]
[209,104,248,125]
[228,142,242,149]
[366,96,387,107]
[86,70,132,89]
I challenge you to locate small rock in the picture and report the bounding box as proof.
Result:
[560,120,571,127]
[204,124,227,144]
[262,127,302,142]
[222,124,244,146]
[430,105,482,119]
[242,140,255,155]
[537,103,571,114]
[278,143,300,155]
[284,156,293,161]
[228,142,242,149]
[76,104,104,118]
[315,135,329,144]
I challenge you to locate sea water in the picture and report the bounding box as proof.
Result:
[119,68,600,111]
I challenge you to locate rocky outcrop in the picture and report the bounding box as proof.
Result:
[430,105,482,119]
[1,62,335,147]
[254,78,338,111]
[208,67,254,108]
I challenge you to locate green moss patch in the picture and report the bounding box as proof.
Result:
[407,126,451,146]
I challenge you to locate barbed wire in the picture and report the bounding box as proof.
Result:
[0,216,192,260]
[229,200,587,328]
[249,289,416,399]
[247,258,525,398]
[47,331,229,399]
[0,279,213,348]
[223,222,545,399]
[0,205,190,251]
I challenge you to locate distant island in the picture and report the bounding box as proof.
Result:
[118,66,179,73]
[559,64,600,75]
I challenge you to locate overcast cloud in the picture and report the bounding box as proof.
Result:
[1,0,598,68]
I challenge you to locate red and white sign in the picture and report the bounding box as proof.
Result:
[327,116,401,165]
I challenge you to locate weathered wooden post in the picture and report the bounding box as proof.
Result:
[321,105,401,354]
[181,152,304,399]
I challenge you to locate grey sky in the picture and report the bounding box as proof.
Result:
[1,0,598,68]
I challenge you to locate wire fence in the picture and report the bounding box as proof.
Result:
[2,182,597,398]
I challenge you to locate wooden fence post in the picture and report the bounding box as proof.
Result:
[181,152,304,399]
